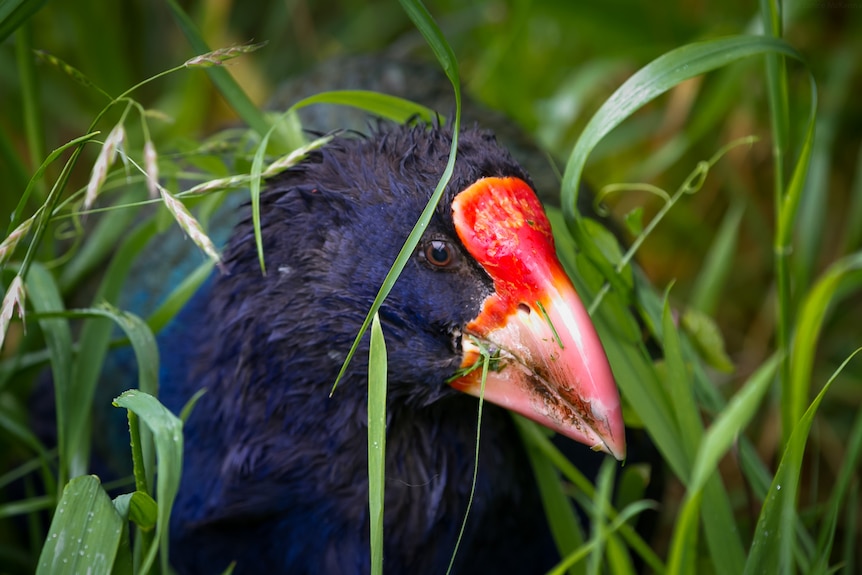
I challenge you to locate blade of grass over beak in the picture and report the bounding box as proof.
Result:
[743,349,859,575]
[113,390,183,575]
[446,341,489,575]
[164,0,270,138]
[367,313,387,575]
[332,0,461,394]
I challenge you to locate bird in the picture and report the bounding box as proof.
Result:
[156,121,625,574]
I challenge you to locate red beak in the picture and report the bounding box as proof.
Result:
[449,177,625,460]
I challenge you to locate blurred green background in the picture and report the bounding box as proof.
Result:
[1,0,861,571]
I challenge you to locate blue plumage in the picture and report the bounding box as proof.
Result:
[157,124,582,573]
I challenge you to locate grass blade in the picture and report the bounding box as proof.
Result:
[743,350,859,575]
[164,0,270,137]
[332,0,462,392]
[289,90,436,124]
[36,475,123,575]
[25,263,73,490]
[519,424,585,575]
[561,35,804,227]
[113,390,184,575]
[367,313,387,575]
[0,0,47,43]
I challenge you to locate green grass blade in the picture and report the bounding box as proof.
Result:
[113,390,184,575]
[518,423,584,575]
[790,252,862,432]
[15,23,46,203]
[164,0,270,137]
[660,286,703,462]
[689,200,745,315]
[775,72,818,448]
[146,258,214,334]
[561,35,804,227]
[0,0,47,43]
[289,90,436,124]
[743,350,858,575]
[812,395,862,571]
[367,313,387,575]
[667,354,779,574]
[690,354,780,493]
[25,262,73,490]
[64,305,160,396]
[515,417,665,574]
[36,475,123,575]
[794,48,855,292]
[65,220,160,478]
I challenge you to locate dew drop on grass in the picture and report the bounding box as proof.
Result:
[776,484,781,490]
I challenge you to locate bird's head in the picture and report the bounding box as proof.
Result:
[216,123,624,459]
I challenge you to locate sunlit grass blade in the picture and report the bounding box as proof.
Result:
[35,475,123,575]
[790,252,862,432]
[113,390,183,575]
[367,313,387,575]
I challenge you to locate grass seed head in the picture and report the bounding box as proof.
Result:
[0,275,26,351]
[84,124,126,210]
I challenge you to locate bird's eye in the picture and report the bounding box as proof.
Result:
[423,240,456,268]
